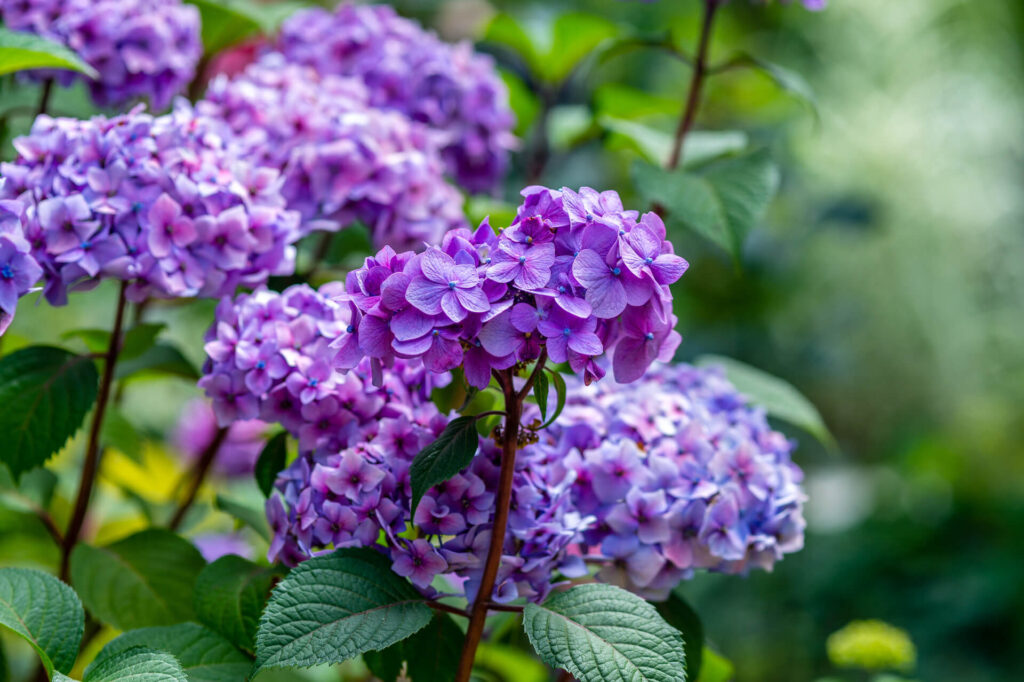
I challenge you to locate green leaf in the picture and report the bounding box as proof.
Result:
[601,116,748,168]
[214,494,271,542]
[194,555,284,655]
[363,612,462,682]
[538,369,567,430]
[544,13,618,83]
[733,53,817,114]
[633,150,779,262]
[523,583,686,682]
[0,568,84,676]
[656,592,703,681]
[84,647,188,682]
[0,346,99,481]
[547,105,595,151]
[534,370,549,421]
[253,548,433,673]
[254,432,287,498]
[484,14,539,73]
[95,624,250,682]
[120,323,166,363]
[115,343,200,382]
[497,68,539,137]
[0,26,98,78]
[61,328,111,354]
[474,643,551,682]
[186,0,261,55]
[101,409,144,463]
[409,416,480,513]
[69,529,207,631]
[696,355,836,451]
[695,647,733,682]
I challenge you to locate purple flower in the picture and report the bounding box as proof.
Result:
[619,217,689,286]
[537,309,603,363]
[146,194,196,258]
[572,248,650,319]
[699,493,747,561]
[488,241,555,291]
[311,448,387,502]
[391,539,448,589]
[405,248,489,322]
[0,235,43,331]
[612,302,682,383]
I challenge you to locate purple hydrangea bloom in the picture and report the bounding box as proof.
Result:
[276,3,516,193]
[0,0,201,108]
[331,185,688,389]
[0,201,42,334]
[171,399,269,478]
[0,104,301,316]
[197,55,466,249]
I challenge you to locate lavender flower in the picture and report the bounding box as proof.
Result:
[0,104,300,321]
[277,3,516,193]
[331,185,688,388]
[0,200,42,334]
[172,400,269,478]
[197,55,466,249]
[0,0,201,108]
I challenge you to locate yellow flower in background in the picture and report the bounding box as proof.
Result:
[827,620,916,672]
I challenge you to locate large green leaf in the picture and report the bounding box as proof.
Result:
[362,612,462,682]
[0,346,98,481]
[84,647,188,682]
[0,26,98,78]
[185,0,302,56]
[194,555,283,655]
[69,529,207,631]
[0,568,84,676]
[655,592,704,681]
[254,432,287,499]
[96,624,250,682]
[254,548,432,673]
[633,150,780,262]
[409,416,480,513]
[696,355,836,450]
[523,583,686,682]
[484,12,617,83]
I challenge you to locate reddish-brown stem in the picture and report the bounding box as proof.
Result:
[60,282,129,580]
[168,426,229,531]
[666,0,722,171]
[484,602,523,613]
[427,601,469,618]
[455,369,524,682]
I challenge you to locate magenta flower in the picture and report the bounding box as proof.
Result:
[146,194,196,258]
[487,241,555,291]
[391,539,448,589]
[311,449,387,502]
[537,309,603,363]
[619,217,689,286]
[405,248,489,323]
[612,302,682,383]
[572,249,651,319]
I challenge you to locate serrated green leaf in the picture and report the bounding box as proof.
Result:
[696,355,836,451]
[409,416,480,513]
[534,370,549,421]
[0,26,98,78]
[194,555,284,655]
[70,529,207,631]
[254,432,287,498]
[363,612,462,682]
[633,150,779,262]
[214,494,271,542]
[120,323,165,363]
[254,548,432,673]
[656,592,703,680]
[85,647,187,682]
[0,346,99,481]
[538,369,567,430]
[95,624,250,682]
[0,568,84,676]
[523,583,686,682]
[115,343,199,382]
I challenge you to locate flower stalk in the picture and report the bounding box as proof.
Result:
[667,0,723,170]
[60,281,129,580]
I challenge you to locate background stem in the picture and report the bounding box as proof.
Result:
[666,0,721,170]
[36,78,54,118]
[455,370,523,682]
[60,282,129,581]
[168,426,229,531]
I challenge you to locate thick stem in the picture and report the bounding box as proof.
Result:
[666,0,721,171]
[455,371,522,682]
[60,282,129,580]
[36,78,54,118]
[168,426,229,531]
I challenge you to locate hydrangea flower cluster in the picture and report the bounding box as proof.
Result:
[199,284,585,602]
[198,55,466,249]
[0,103,300,316]
[0,200,42,334]
[538,363,807,599]
[277,3,516,193]
[0,0,201,108]
[331,186,688,387]
[172,399,268,477]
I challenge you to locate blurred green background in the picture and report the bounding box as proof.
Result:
[3,0,1023,680]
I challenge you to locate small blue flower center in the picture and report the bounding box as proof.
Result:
[256,360,266,370]
[308,378,318,387]
[611,266,621,276]
[573,250,579,257]
[0,265,13,279]
[644,332,655,341]
[585,213,594,221]
[80,240,92,249]
[644,256,654,264]
[432,329,440,336]
[619,229,626,236]
[562,327,571,337]
[346,324,355,333]
[448,281,457,289]
[518,256,527,265]
[558,285,566,293]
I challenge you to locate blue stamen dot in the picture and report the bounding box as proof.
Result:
[256,360,266,370]
[644,332,655,341]
[562,328,571,336]
[0,265,13,279]
[81,240,92,249]
[558,285,566,293]
[309,378,318,387]
[644,256,654,264]
[518,256,527,265]
[611,267,621,276]
[432,329,440,336]
[448,281,457,289]
[346,324,355,333]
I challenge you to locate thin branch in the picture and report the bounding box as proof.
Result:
[517,347,549,402]
[36,78,54,118]
[472,410,507,421]
[60,282,129,580]
[666,0,722,171]
[427,601,469,618]
[168,426,229,531]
